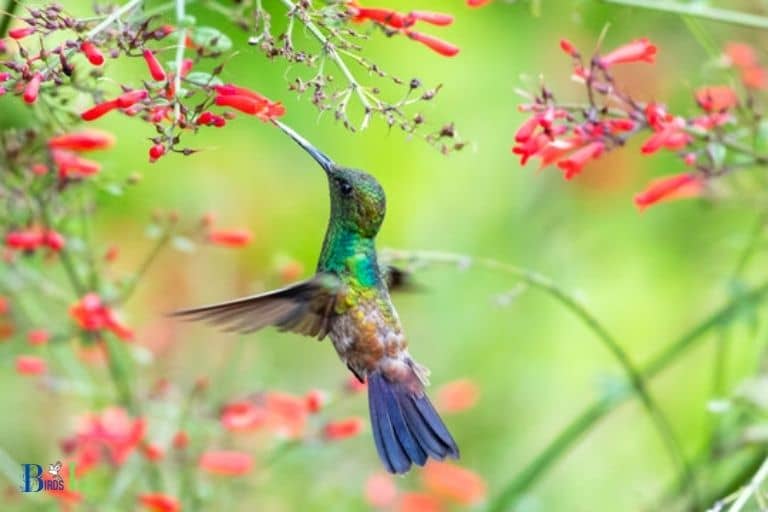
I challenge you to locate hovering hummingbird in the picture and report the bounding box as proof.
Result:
[173,121,458,474]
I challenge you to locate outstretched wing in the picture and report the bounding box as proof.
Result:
[172,273,343,339]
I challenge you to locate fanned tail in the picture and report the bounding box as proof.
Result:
[367,371,459,474]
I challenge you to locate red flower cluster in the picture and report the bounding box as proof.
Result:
[348,2,459,57]
[63,407,146,475]
[725,42,767,90]
[221,392,308,438]
[69,293,134,341]
[512,37,749,210]
[365,461,487,511]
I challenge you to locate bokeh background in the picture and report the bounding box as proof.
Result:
[3,0,768,510]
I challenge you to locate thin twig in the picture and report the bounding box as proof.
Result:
[173,0,187,123]
[278,0,373,128]
[602,0,768,30]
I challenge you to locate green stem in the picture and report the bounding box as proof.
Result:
[0,0,21,39]
[601,0,768,30]
[38,197,86,297]
[488,278,768,511]
[117,229,172,304]
[380,249,696,506]
[104,335,137,413]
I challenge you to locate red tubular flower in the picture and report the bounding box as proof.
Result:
[410,11,454,26]
[0,296,8,315]
[398,493,443,512]
[365,472,398,509]
[53,149,101,178]
[323,417,365,440]
[725,42,758,69]
[352,7,412,28]
[560,38,578,57]
[208,228,253,248]
[16,355,47,375]
[467,0,493,6]
[405,31,460,57]
[23,73,42,104]
[214,94,267,115]
[172,430,189,449]
[142,442,165,462]
[741,67,767,90]
[422,461,487,506]
[599,38,656,66]
[143,49,166,81]
[305,389,327,413]
[81,100,120,121]
[214,83,268,102]
[116,89,148,108]
[27,329,50,346]
[640,124,690,154]
[43,230,65,251]
[634,173,704,211]
[80,41,104,66]
[436,379,479,413]
[557,141,604,179]
[198,450,253,476]
[6,229,43,250]
[695,85,738,112]
[9,26,34,40]
[138,493,180,512]
[49,129,115,152]
[221,400,270,432]
[149,144,166,162]
[197,111,226,127]
[607,118,636,133]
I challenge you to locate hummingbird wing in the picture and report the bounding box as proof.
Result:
[171,273,342,339]
[382,265,419,292]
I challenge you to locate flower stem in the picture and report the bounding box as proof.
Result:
[601,0,768,30]
[381,248,697,506]
[0,0,21,39]
[487,277,768,512]
[278,0,373,128]
[173,0,187,123]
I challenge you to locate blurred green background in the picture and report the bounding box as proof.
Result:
[3,0,768,510]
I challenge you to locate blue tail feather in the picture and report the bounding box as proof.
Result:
[368,371,459,474]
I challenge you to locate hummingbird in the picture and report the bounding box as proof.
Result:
[173,121,459,474]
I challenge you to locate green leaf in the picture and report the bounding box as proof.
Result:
[184,71,223,87]
[707,142,727,168]
[190,27,232,53]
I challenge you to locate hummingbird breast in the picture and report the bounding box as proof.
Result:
[329,293,416,382]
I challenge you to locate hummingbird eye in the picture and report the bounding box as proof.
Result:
[338,179,353,196]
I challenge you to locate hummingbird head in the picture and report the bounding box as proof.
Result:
[275,121,386,238]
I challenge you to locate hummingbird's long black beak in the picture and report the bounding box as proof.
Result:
[272,120,334,173]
